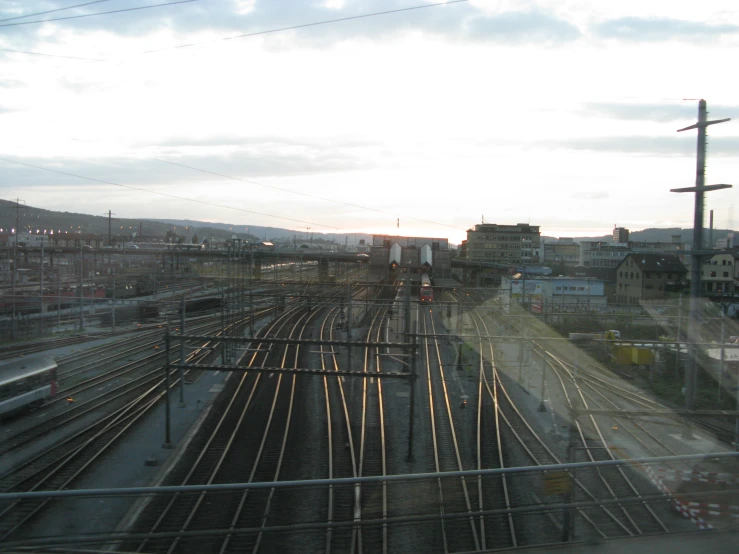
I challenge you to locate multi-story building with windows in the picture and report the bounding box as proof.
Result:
[613,227,630,243]
[465,223,540,265]
[615,254,686,305]
[579,241,631,268]
[542,238,580,267]
[687,248,739,294]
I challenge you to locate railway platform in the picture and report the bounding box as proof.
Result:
[13,363,229,541]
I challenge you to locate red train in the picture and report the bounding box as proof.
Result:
[419,274,433,303]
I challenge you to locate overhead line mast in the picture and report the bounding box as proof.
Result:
[670,99,732,421]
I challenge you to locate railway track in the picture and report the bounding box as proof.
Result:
[0,315,254,460]
[457,294,639,543]
[421,307,481,553]
[449,291,520,549]
[124,285,351,552]
[0,338,221,543]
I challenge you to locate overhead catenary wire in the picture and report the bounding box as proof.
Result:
[150,157,466,232]
[0,0,468,65]
[0,47,101,61]
[138,0,470,56]
[0,156,340,230]
[0,0,114,23]
[0,0,198,28]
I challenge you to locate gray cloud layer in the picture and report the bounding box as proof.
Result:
[594,16,739,42]
[3,1,734,68]
[0,140,374,192]
[548,135,739,156]
[588,102,739,123]
[0,0,584,58]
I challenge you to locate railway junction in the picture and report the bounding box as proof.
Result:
[0,243,737,553]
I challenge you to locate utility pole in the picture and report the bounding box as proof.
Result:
[112,268,116,332]
[671,100,732,422]
[78,241,85,332]
[57,268,61,330]
[180,297,186,408]
[675,294,682,380]
[249,240,254,337]
[11,198,23,339]
[407,320,417,461]
[107,210,114,247]
[347,278,353,371]
[39,236,44,331]
[105,210,115,264]
[403,277,411,340]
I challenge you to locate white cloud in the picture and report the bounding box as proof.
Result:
[0,0,737,241]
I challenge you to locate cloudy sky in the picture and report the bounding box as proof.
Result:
[0,0,737,243]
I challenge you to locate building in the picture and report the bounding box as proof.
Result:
[369,235,451,280]
[579,241,631,268]
[6,233,104,248]
[688,247,739,295]
[500,275,606,313]
[613,227,630,243]
[465,223,540,265]
[630,239,686,260]
[580,237,686,269]
[716,232,735,250]
[616,254,686,305]
[542,239,580,268]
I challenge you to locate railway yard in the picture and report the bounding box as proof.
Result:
[0,260,737,553]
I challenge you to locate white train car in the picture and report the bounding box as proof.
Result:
[420,243,432,270]
[0,356,58,417]
[389,242,402,266]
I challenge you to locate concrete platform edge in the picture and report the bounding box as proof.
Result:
[104,401,214,551]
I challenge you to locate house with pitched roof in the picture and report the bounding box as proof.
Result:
[615,254,687,305]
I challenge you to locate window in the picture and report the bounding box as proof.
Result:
[724,272,729,278]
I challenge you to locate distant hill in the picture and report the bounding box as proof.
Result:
[545,227,736,245]
[147,219,373,245]
[3,199,731,247]
[0,200,372,245]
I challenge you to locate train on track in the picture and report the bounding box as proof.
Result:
[0,285,106,315]
[420,274,433,303]
[105,277,156,299]
[99,302,160,326]
[179,296,223,315]
[0,356,58,418]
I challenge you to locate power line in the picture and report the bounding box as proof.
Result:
[0,47,101,61]
[1,0,467,64]
[0,156,340,230]
[138,0,469,56]
[0,0,198,28]
[150,157,466,232]
[0,0,114,23]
